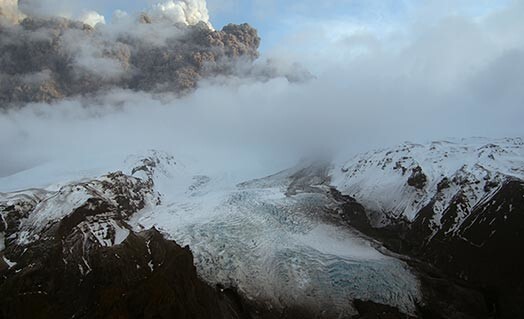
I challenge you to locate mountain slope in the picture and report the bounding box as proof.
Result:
[0,151,424,318]
[130,158,422,317]
[0,155,253,319]
[331,137,524,318]
[2,138,521,318]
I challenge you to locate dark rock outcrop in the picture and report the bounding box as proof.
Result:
[416,180,524,318]
[329,188,489,319]
[331,138,524,318]
[352,300,417,319]
[0,153,253,319]
[0,226,251,319]
[0,157,335,319]
[0,162,254,319]
[335,179,524,319]
[407,166,427,190]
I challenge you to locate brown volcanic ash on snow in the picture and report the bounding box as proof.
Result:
[0,1,260,106]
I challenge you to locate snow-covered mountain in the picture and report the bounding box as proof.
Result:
[1,137,522,318]
[0,152,253,319]
[0,151,422,318]
[132,159,422,316]
[332,137,524,228]
[331,137,524,318]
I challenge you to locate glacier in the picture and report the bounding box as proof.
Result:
[127,153,421,316]
[0,150,421,316]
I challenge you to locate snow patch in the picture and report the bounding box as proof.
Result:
[83,219,130,247]
[3,256,16,269]
[112,221,130,245]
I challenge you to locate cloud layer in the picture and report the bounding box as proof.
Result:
[5,1,212,28]
[0,0,523,178]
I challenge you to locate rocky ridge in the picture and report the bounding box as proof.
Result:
[331,137,524,318]
[1,137,522,318]
[0,155,252,319]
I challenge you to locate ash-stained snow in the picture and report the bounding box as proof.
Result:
[331,137,524,230]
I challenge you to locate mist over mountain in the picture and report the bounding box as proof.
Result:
[1,0,523,177]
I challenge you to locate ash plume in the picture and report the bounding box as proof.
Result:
[0,0,260,107]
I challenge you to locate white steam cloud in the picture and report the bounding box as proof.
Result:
[8,0,212,28]
[78,10,105,27]
[0,0,24,23]
[150,0,212,28]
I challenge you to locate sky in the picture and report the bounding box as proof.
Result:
[15,0,515,50]
[1,0,523,178]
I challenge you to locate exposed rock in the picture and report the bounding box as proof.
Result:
[418,180,524,318]
[407,166,427,190]
[352,300,417,319]
[0,159,252,319]
[332,138,524,318]
[3,139,522,318]
[330,187,489,319]
[0,155,340,319]
[0,225,251,319]
[436,177,450,192]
